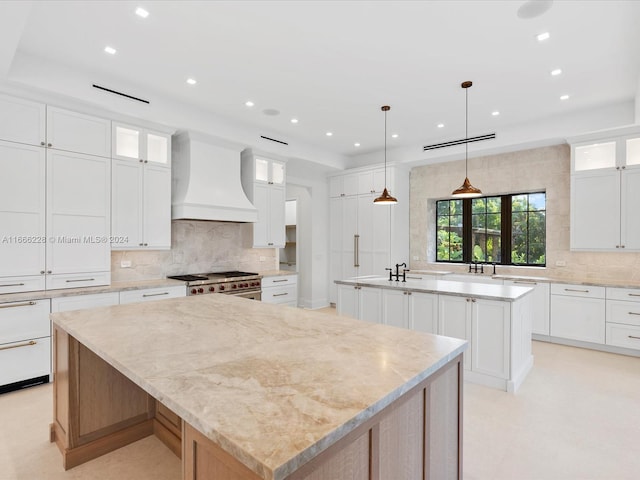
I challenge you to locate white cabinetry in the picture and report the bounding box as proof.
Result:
[569,127,640,251]
[241,151,286,248]
[329,165,409,303]
[381,289,437,333]
[504,279,550,336]
[605,287,640,351]
[119,285,186,304]
[47,107,111,158]
[336,284,382,323]
[0,93,46,146]
[550,284,606,343]
[0,299,51,390]
[51,292,120,312]
[261,274,297,307]
[112,122,170,166]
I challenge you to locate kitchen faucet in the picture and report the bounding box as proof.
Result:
[386,263,407,282]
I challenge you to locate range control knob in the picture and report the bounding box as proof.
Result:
[191,288,197,295]
[209,286,215,292]
[232,284,237,289]
[219,285,225,291]
[198,288,204,293]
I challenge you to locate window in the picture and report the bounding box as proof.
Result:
[436,192,546,266]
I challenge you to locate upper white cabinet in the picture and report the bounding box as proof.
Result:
[46,107,111,158]
[569,127,640,251]
[241,150,286,248]
[112,122,170,166]
[0,94,46,146]
[112,124,172,250]
[329,165,409,303]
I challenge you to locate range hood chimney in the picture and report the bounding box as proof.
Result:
[171,131,258,222]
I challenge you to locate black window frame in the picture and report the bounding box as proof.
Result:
[435,191,546,267]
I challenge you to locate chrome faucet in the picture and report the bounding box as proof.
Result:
[386,263,407,282]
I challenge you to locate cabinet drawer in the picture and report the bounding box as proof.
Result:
[0,275,45,294]
[262,285,297,304]
[606,287,640,302]
[551,283,605,299]
[262,274,297,288]
[51,292,119,312]
[606,323,640,351]
[46,271,110,290]
[119,285,186,304]
[0,336,50,386]
[606,300,640,327]
[0,299,50,345]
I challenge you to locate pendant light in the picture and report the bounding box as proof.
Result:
[451,81,482,198]
[374,105,398,204]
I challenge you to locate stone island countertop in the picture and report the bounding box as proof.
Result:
[51,294,467,480]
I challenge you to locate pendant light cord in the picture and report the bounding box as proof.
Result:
[465,85,468,178]
[384,108,388,186]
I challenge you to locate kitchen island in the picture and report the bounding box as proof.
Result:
[50,294,467,480]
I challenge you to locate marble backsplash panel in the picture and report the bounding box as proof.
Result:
[111,220,277,282]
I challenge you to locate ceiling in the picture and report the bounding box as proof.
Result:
[3,0,640,164]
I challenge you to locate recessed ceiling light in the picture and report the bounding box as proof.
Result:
[551,68,562,76]
[290,118,298,124]
[326,132,333,137]
[437,123,444,128]
[104,46,117,55]
[135,7,149,18]
[492,111,500,116]
[391,134,398,138]
[354,143,360,147]
[186,78,197,85]
[245,101,254,107]
[560,94,570,100]
[536,32,550,42]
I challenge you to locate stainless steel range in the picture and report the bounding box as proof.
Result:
[167,271,262,300]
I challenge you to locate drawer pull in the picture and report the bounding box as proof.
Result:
[628,293,640,297]
[0,301,37,309]
[406,276,422,280]
[273,279,288,283]
[142,292,169,297]
[273,292,289,297]
[0,283,26,288]
[564,288,589,293]
[0,340,37,351]
[65,278,95,283]
[514,280,537,285]
[628,335,640,340]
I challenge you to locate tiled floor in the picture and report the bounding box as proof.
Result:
[1,336,638,479]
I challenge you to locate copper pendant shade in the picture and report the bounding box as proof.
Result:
[452,81,482,198]
[374,105,398,205]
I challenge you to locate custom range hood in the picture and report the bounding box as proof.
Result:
[171,131,258,222]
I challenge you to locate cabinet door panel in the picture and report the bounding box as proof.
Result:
[112,160,143,249]
[472,299,509,379]
[550,295,605,343]
[0,299,50,345]
[269,186,285,247]
[143,165,171,248]
[47,107,110,158]
[0,94,45,146]
[146,132,170,165]
[382,289,406,328]
[621,168,640,250]
[359,287,382,323]
[409,292,438,334]
[253,183,270,247]
[571,171,620,250]
[337,285,359,319]
[438,295,471,370]
[0,142,46,276]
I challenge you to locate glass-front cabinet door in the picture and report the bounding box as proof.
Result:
[113,123,170,166]
[254,157,285,184]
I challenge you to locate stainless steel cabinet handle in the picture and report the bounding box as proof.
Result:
[0,301,36,309]
[273,292,288,297]
[0,283,26,288]
[273,279,288,283]
[628,293,640,297]
[65,278,95,283]
[0,340,37,351]
[472,298,476,302]
[407,292,412,296]
[354,234,360,267]
[513,280,538,285]
[406,276,422,280]
[47,143,52,147]
[564,288,589,293]
[46,270,52,274]
[628,312,640,316]
[142,292,169,297]
[628,335,640,340]
[40,141,45,146]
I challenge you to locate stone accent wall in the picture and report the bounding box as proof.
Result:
[111,220,277,282]
[410,144,640,283]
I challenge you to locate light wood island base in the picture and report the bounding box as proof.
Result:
[51,324,464,480]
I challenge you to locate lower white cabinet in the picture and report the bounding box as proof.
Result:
[504,279,550,336]
[438,295,473,371]
[119,285,186,304]
[51,292,120,312]
[261,274,298,307]
[605,287,640,351]
[0,298,51,390]
[550,284,606,343]
[336,284,382,323]
[381,289,437,333]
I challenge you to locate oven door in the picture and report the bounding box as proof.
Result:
[227,291,261,301]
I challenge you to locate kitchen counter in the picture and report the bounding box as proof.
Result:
[335,276,533,302]
[50,294,467,479]
[258,269,297,277]
[0,278,186,304]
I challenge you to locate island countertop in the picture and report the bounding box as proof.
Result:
[335,276,533,301]
[51,294,467,480]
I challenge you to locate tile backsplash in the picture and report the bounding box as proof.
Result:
[111,220,277,282]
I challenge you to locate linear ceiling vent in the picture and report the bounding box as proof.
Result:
[423,133,495,151]
[92,84,150,104]
[260,135,288,146]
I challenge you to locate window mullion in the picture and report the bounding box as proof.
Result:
[462,199,472,263]
[502,195,511,265]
